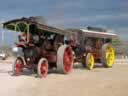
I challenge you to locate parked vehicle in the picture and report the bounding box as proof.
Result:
[67,27,117,70]
[3,17,74,77]
[0,51,7,60]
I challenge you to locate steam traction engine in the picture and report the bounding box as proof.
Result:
[68,27,116,70]
[3,17,74,78]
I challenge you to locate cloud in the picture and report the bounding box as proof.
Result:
[115,27,128,40]
[95,13,128,20]
[47,12,128,40]
[47,13,128,26]
[116,27,128,34]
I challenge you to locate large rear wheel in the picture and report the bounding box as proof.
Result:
[57,45,73,74]
[102,43,115,67]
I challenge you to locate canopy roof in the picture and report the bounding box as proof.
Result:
[3,17,74,36]
[81,29,117,38]
[68,28,117,39]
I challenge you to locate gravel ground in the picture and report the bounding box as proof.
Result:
[0,59,128,96]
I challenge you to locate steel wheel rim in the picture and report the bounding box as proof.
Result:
[63,47,73,73]
[40,60,48,78]
[105,46,115,67]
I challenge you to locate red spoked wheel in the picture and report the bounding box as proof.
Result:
[12,57,25,75]
[37,58,49,78]
[57,45,73,74]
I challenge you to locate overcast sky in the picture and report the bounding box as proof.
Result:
[0,0,128,43]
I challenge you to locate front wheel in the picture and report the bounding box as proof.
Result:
[12,57,25,75]
[37,58,49,78]
[82,53,94,70]
[102,43,115,68]
[86,53,94,70]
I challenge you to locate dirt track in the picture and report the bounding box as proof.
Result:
[0,59,128,96]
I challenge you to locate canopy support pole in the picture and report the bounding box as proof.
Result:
[27,24,30,43]
[14,23,18,43]
[1,28,4,47]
